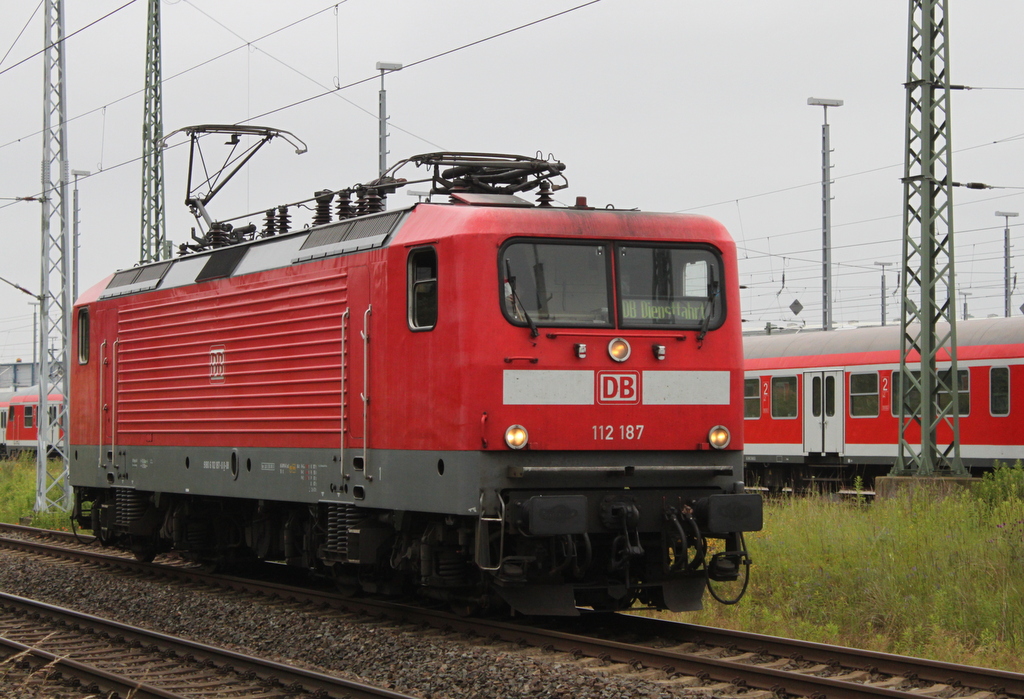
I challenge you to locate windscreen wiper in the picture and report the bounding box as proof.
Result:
[505,258,539,338]
[696,271,719,349]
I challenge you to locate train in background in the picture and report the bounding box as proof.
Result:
[69,147,762,616]
[1,386,64,458]
[743,317,1024,491]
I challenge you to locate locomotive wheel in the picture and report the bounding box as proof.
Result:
[449,599,479,617]
[131,544,157,563]
[330,567,360,597]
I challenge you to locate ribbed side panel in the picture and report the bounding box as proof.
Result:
[113,266,347,438]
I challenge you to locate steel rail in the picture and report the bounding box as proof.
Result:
[0,588,415,699]
[0,634,187,699]
[608,614,1024,696]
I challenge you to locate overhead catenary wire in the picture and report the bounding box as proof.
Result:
[0,0,607,213]
[0,0,346,154]
[0,0,139,81]
[0,0,44,70]
[238,0,605,126]
[180,0,447,152]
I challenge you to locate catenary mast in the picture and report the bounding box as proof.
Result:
[893,0,965,477]
[141,0,166,263]
[37,0,71,511]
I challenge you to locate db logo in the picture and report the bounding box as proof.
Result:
[210,346,226,382]
[597,371,641,405]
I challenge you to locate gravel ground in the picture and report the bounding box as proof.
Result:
[0,550,718,699]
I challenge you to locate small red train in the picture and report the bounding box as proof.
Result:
[743,316,1024,490]
[3,386,63,457]
[70,151,761,615]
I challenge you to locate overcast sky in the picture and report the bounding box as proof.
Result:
[1,0,1022,365]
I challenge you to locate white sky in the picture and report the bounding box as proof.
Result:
[1,0,1023,364]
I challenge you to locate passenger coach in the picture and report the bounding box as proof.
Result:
[743,317,1024,490]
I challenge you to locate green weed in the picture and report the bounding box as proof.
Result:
[652,486,1024,672]
[0,457,74,531]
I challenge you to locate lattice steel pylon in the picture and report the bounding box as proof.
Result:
[140,0,166,263]
[893,0,965,477]
[37,0,72,511]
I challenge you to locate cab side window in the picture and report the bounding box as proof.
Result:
[408,247,438,331]
[77,307,90,364]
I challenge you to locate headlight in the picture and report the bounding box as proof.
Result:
[505,424,529,449]
[608,338,631,362]
[708,425,731,449]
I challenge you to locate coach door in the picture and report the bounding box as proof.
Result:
[802,370,844,455]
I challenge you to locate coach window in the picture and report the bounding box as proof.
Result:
[991,366,1010,417]
[892,369,969,416]
[408,247,437,331]
[940,369,970,416]
[744,378,760,418]
[77,307,90,364]
[771,376,798,419]
[850,372,879,417]
[24,406,33,429]
[891,370,917,416]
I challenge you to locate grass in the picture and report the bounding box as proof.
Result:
[0,455,77,532]
[651,462,1024,673]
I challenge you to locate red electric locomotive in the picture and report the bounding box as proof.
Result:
[743,316,1024,491]
[70,148,761,615]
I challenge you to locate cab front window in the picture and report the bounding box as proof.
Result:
[500,241,612,328]
[498,239,725,331]
[617,245,723,330]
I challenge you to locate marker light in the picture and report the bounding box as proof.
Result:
[608,338,631,362]
[708,426,731,449]
[652,344,666,361]
[574,343,587,359]
[505,425,529,450]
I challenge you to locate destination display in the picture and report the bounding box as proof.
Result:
[620,298,707,322]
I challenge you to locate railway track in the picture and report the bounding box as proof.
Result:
[0,523,1021,699]
[0,591,415,698]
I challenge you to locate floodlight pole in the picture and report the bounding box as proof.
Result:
[875,261,892,326]
[72,170,89,301]
[376,62,402,177]
[996,211,1018,317]
[808,97,843,331]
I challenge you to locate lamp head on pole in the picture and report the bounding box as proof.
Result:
[807,97,843,107]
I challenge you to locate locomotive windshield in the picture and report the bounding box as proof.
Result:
[502,242,613,326]
[617,245,722,330]
[500,240,723,330]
